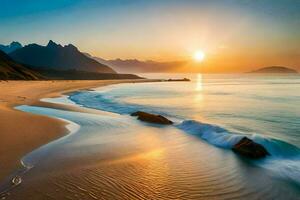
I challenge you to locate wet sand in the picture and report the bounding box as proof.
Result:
[8,101,300,200]
[1,79,300,200]
[0,80,153,181]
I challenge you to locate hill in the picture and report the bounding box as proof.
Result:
[0,50,42,80]
[9,40,116,73]
[250,66,298,74]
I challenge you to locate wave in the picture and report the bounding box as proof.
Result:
[176,120,300,158]
[176,120,243,148]
[69,91,147,114]
[176,120,300,185]
[69,91,180,120]
[70,91,300,159]
[69,90,300,185]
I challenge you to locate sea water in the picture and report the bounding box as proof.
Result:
[8,74,300,199]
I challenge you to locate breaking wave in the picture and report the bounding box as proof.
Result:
[176,120,300,185]
[69,90,300,185]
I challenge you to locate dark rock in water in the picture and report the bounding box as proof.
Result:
[166,78,190,82]
[232,137,270,159]
[131,111,173,125]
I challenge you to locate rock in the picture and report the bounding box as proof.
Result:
[232,137,270,159]
[131,111,173,125]
[166,78,190,82]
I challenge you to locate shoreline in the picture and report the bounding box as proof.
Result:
[1,78,299,199]
[0,79,156,181]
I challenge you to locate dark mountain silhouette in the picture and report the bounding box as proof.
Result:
[0,48,142,80]
[10,40,116,73]
[0,50,42,80]
[0,42,22,54]
[250,66,298,73]
[88,55,187,73]
[0,41,143,80]
[0,50,142,80]
[31,68,143,80]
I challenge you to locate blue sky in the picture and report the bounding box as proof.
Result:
[0,0,299,71]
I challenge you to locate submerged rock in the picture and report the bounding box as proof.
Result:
[232,137,270,159]
[131,111,173,125]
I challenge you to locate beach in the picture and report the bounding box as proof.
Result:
[0,75,299,199]
[0,80,150,182]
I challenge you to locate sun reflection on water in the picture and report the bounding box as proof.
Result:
[196,74,203,91]
[195,74,203,102]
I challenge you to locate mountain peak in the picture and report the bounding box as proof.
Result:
[9,40,116,74]
[0,41,23,53]
[47,40,61,48]
[10,41,22,48]
[64,44,78,51]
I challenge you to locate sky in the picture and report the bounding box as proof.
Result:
[0,0,299,72]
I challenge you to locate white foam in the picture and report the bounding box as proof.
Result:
[40,95,78,106]
[176,120,243,148]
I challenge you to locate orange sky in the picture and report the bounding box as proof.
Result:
[1,1,299,72]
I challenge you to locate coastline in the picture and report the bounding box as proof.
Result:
[0,79,155,181]
[0,77,299,199]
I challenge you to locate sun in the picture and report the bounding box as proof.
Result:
[193,50,205,62]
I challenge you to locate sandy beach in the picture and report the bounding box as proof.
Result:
[0,80,151,182]
[0,76,299,199]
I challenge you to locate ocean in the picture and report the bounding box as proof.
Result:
[7,74,300,199]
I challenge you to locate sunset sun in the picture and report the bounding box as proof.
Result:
[193,50,205,62]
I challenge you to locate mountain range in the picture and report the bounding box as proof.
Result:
[9,40,115,73]
[0,41,143,80]
[87,54,188,73]
[1,40,188,74]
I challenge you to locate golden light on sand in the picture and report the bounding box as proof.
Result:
[193,50,205,62]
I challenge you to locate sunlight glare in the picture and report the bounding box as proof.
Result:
[194,50,205,62]
[196,74,203,91]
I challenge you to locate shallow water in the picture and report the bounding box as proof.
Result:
[5,74,300,199]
